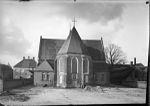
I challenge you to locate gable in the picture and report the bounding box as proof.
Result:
[35,60,53,71]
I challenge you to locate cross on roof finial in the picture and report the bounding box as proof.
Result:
[72,17,77,27]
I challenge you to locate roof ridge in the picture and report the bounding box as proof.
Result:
[66,30,72,54]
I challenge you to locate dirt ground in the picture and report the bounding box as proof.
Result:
[0,84,146,105]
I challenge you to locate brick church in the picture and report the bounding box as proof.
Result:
[34,26,109,88]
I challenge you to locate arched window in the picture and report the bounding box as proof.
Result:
[59,57,63,72]
[67,57,71,70]
[83,58,89,74]
[54,60,57,72]
[71,57,78,74]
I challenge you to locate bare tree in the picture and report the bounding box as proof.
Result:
[105,43,127,65]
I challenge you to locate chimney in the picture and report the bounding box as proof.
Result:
[23,56,25,60]
[33,57,35,60]
[28,56,30,59]
[134,57,136,65]
[131,61,133,66]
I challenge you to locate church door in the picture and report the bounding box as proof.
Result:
[71,57,78,87]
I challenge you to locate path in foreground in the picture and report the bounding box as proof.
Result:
[0,85,146,105]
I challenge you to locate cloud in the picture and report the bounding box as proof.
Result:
[0,15,31,57]
[53,3,125,24]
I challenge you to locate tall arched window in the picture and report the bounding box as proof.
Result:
[71,57,78,74]
[54,60,57,72]
[59,57,64,72]
[83,58,89,74]
[67,57,71,72]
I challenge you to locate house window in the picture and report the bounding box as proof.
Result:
[47,73,50,81]
[42,72,50,81]
[21,69,24,73]
[42,73,47,81]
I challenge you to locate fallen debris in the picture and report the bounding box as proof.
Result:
[84,86,105,93]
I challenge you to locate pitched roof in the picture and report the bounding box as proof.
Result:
[38,38,64,60]
[35,60,53,71]
[83,40,105,61]
[14,59,37,68]
[38,29,105,61]
[58,27,89,55]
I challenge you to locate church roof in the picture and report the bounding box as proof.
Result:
[38,30,105,61]
[58,27,89,55]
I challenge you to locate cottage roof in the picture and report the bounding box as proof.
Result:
[38,32,105,61]
[14,59,37,68]
[58,27,89,55]
[35,60,53,71]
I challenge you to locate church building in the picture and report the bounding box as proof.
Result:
[36,26,109,88]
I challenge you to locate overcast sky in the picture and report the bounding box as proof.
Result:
[0,0,149,66]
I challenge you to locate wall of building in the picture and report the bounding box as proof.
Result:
[34,72,54,86]
[13,68,33,79]
[56,54,92,88]
[122,81,146,88]
[92,61,110,85]
[56,55,67,88]
[95,72,110,85]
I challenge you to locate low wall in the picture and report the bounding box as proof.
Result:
[137,81,147,89]
[3,79,33,91]
[122,81,147,88]
[122,81,137,88]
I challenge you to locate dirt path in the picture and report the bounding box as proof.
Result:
[0,85,146,105]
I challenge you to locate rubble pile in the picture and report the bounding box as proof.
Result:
[84,86,105,93]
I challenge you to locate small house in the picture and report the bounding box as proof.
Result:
[13,56,37,79]
[34,60,54,86]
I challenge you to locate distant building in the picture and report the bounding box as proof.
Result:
[34,60,54,86]
[37,26,109,88]
[132,58,147,81]
[0,64,13,92]
[13,56,37,79]
[0,64,13,80]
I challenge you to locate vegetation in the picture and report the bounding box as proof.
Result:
[105,43,127,65]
